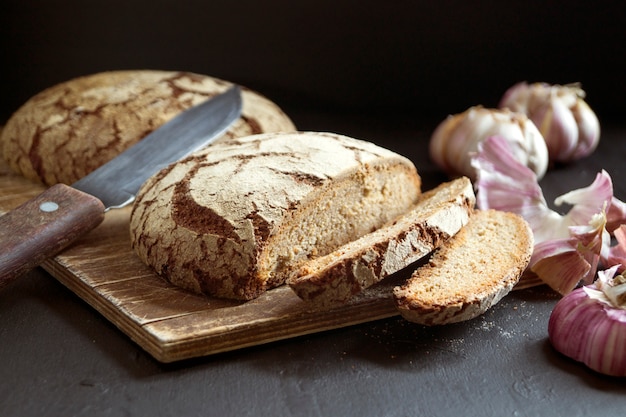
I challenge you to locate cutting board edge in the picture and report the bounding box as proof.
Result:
[41,256,402,363]
[147,308,401,363]
[40,258,173,358]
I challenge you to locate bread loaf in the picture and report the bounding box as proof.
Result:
[288,177,475,307]
[1,70,295,185]
[129,131,422,300]
[393,209,533,325]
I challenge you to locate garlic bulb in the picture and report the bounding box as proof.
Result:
[429,106,549,181]
[499,82,601,163]
[548,266,626,377]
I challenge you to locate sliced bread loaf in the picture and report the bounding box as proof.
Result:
[288,177,475,307]
[130,131,422,300]
[393,209,533,325]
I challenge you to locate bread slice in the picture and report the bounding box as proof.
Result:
[393,209,533,325]
[288,177,475,307]
[130,131,422,300]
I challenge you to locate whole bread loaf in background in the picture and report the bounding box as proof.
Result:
[130,131,422,300]
[0,70,295,185]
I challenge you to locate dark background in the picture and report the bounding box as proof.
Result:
[1,0,624,126]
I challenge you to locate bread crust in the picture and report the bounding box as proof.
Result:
[130,131,422,300]
[288,177,475,307]
[1,70,295,185]
[393,209,534,325]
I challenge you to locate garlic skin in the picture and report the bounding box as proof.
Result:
[549,266,626,377]
[530,210,607,294]
[472,136,626,294]
[605,225,626,273]
[472,135,615,244]
[429,106,549,181]
[499,82,601,163]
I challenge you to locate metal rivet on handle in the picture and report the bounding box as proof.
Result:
[39,201,59,213]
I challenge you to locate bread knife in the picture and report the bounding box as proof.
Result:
[0,85,242,288]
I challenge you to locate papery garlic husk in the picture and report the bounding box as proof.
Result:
[605,225,626,273]
[472,135,616,244]
[499,82,601,163]
[530,239,592,294]
[607,197,626,234]
[530,211,607,294]
[548,266,626,377]
[429,106,549,181]
[471,136,626,294]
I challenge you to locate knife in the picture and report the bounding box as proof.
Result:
[0,85,242,288]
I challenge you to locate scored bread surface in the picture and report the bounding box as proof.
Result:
[288,177,475,307]
[130,131,422,300]
[393,209,533,325]
[1,70,295,185]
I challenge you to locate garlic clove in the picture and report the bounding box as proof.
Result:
[498,81,531,113]
[532,98,579,161]
[570,99,601,160]
[499,81,601,163]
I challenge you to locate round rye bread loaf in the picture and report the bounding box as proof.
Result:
[129,131,422,300]
[1,70,295,185]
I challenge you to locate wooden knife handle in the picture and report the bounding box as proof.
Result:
[0,184,106,289]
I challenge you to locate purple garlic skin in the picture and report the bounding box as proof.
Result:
[499,82,601,163]
[548,286,626,377]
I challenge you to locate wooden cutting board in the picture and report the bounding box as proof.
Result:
[0,159,540,362]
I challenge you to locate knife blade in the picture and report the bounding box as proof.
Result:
[0,85,242,288]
